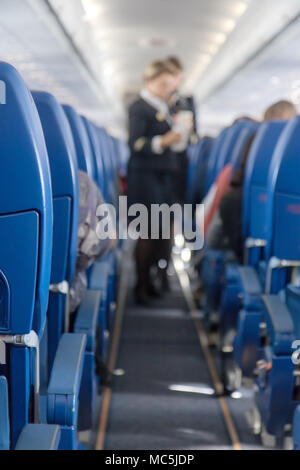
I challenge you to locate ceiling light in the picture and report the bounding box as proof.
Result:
[138,37,176,48]
[213,32,227,45]
[234,1,249,16]
[103,63,115,76]
[223,19,236,33]
[207,44,219,55]
[200,54,212,64]
[81,0,103,22]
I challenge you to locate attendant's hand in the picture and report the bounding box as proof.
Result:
[160,130,182,149]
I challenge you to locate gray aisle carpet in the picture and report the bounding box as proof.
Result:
[103,274,263,450]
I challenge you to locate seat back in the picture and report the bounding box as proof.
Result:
[0,62,53,336]
[265,116,300,261]
[63,104,97,182]
[33,92,79,285]
[187,137,214,203]
[243,121,287,241]
[205,127,230,193]
[0,62,53,446]
[81,116,106,195]
[96,126,115,203]
[230,123,259,173]
[216,120,254,176]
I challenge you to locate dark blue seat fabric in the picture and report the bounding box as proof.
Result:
[230,122,260,171]
[243,121,286,247]
[265,116,300,264]
[33,93,79,286]
[202,121,259,327]
[253,116,300,436]
[81,116,106,194]
[32,92,91,446]
[225,122,287,375]
[0,375,60,450]
[0,62,53,446]
[96,126,118,207]
[47,333,86,449]
[218,121,258,176]
[63,105,97,182]
[187,137,214,204]
[33,91,80,372]
[205,127,230,194]
[15,423,60,450]
[0,62,53,337]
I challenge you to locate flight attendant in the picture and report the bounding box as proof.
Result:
[127,60,181,305]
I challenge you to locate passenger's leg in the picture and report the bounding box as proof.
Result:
[135,238,152,304]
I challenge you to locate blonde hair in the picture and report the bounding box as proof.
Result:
[165,56,183,72]
[264,100,297,121]
[143,60,177,82]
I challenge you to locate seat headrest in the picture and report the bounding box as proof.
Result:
[33,91,79,283]
[216,120,256,175]
[231,123,260,171]
[243,121,286,239]
[63,104,96,182]
[0,62,52,335]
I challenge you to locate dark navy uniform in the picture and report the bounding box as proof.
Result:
[127,95,178,300]
[127,97,178,214]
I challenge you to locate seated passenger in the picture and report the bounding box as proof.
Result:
[70,170,117,313]
[215,100,297,261]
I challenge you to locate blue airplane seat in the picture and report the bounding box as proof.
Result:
[225,122,287,375]
[0,61,53,445]
[243,121,287,256]
[201,122,259,327]
[205,127,230,194]
[63,104,97,182]
[0,376,60,450]
[187,136,214,204]
[81,117,113,353]
[95,126,119,301]
[32,91,79,372]
[32,92,93,441]
[82,116,106,195]
[96,126,117,205]
[253,116,300,436]
[215,120,256,177]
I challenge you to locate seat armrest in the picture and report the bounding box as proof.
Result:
[15,424,60,450]
[238,266,262,295]
[88,259,109,290]
[262,295,295,355]
[47,333,86,426]
[74,290,101,351]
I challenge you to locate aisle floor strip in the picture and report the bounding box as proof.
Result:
[174,263,242,451]
[96,242,132,450]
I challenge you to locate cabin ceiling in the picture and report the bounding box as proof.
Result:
[1,0,300,137]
